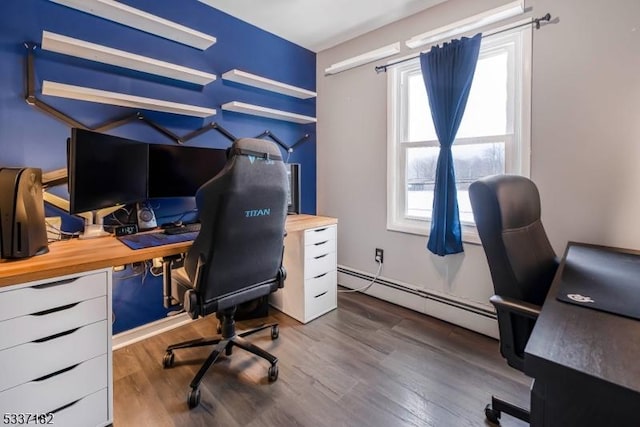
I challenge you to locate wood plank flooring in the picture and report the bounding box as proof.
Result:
[113,290,529,426]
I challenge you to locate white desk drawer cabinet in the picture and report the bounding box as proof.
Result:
[271,224,337,323]
[0,269,112,427]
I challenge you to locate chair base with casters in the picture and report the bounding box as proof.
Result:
[162,306,280,409]
[485,396,530,424]
[484,294,541,425]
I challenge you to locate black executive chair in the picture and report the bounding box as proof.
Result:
[468,175,558,425]
[162,138,288,409]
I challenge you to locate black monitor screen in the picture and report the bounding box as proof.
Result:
[287,163,301,214]
[148,144,227,198]
[68,128,148,214]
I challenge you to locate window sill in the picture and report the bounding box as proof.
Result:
[387,218,482,245]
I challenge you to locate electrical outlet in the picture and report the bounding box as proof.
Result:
[375,248,384,263]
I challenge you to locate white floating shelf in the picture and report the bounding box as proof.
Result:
[325,42,401,75]
[41,31,216,86]
[42,81,216,118]
[48,0,216,50]
[222,69,316,99]
[221,101,316,124]
[405,0,523,49]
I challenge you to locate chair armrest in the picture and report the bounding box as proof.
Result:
[161,255,183,309]
[182,255,207,319]
[490,294,542,372]
[489,295,541,320]
[191,254,206,290]
[277,266,287,288]
[277,243,286,288]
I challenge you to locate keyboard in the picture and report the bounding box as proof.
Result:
[164,223,202,235]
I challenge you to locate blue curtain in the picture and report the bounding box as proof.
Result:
[420,33,482,256]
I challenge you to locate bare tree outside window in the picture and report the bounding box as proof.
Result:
[388,28,531,239]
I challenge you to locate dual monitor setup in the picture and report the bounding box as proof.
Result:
[67,128,301,237]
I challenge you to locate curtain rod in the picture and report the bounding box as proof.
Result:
[375,13,551,74]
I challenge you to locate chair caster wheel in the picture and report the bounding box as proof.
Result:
[225,345,233,356]
[162,351,174,368]
[268,364,279,382]
[271,325,279,340]
[188,387,201,409]
[485,404,501,424]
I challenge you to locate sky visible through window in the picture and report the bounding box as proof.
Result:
[405,50,509,223]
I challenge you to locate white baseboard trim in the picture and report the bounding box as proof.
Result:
[113,312,192,350]
[338,265,499,338]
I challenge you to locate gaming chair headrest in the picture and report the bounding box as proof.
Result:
[227,138,283,162]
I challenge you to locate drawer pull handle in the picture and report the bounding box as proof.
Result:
[33,278,77,289]
[314,240,328,246]
[34,363,79,382]
[52,398,81,414]
[33,327,79,343]
[314,254,328,260]
[313,228,327,233]
[314,291,328,299]
[314,272,328,279]
[32,302,79,316]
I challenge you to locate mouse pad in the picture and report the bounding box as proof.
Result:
[117,231,198,250]
[556,245,640,320]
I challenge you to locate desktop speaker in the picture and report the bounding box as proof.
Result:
[136,202,157,230]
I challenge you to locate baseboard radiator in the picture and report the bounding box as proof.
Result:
[113,312,192,350]
[338,265,498,338]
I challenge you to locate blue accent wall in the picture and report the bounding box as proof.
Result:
[0,0,316,333]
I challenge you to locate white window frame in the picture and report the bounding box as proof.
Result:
[387,25,532,244]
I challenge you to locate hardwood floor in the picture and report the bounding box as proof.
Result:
[113,290,529,426]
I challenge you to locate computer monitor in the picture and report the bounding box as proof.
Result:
[67,128,148,236]
[148,144,227,198]
[287,163,301,214]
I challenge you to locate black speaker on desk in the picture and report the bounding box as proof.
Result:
[0,167,49,259]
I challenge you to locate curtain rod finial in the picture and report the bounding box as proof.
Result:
[535,13,552,29]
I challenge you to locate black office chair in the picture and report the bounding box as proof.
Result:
[468,175,558,425]
[162,138,288,409]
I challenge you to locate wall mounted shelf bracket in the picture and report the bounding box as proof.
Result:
[24,42,237,148]
[255,130,311,161]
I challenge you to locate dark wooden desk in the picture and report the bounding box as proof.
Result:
[525,242,640,426]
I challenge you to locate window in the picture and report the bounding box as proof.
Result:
[387,27,531,242]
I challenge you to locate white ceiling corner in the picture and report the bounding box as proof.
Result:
[197,0,448,52]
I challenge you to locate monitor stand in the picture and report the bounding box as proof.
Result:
[80,222,110,239]
[42,191,122,239]
[79,205,124,239]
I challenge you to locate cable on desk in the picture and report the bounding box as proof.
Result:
[147,260,163,277]
[45,219,81,241]
[112,263,146,281]
[107,206,133,225]
[140,262,149,286]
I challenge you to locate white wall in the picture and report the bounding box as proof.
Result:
[530,0,640,252]
[316,0,640,336]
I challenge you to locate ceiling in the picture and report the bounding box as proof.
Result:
[197,0,448,52]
